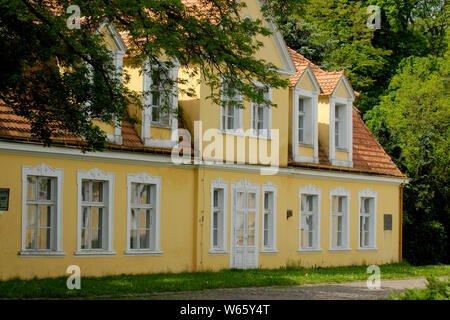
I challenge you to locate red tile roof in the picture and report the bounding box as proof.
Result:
[289,107,403,177]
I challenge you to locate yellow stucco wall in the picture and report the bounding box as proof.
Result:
[334,81,350,99]
[0,153,195,280]
[92,120,115,136]
[335,150,349,161]
[0,151,401,280]
[298,73,315,91]
[318,96,330,156]
[298,146,314,158]
[192,167,401,271]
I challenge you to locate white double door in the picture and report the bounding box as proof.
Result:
[231,181,259,269]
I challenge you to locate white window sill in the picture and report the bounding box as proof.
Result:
[124,250,163,256]
[297,248,322,253]
[260,249,278,254]
[218,129,245,137]
[298,142,313,148]
[18,251,66,257]
[150,123,171,129]
[357,247,378,252]
[74,250,117,257]
[328,248,352,252]
[208,250,229,255]
[248,132,272,140]
[336,147,349,152]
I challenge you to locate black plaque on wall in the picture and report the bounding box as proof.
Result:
[0,189,10,211]
[384,214,392,231]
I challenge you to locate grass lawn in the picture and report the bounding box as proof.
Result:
[0,262,449,299]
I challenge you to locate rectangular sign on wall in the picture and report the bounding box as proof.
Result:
[0,189,10,211]
[384,214,392,231]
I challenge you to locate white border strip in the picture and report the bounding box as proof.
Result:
[0,141,408,185]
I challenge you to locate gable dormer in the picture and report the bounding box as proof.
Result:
[290,66,321,163]
[328,75,355,168]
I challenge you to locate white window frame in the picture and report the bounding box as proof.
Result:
[298,185,322,253]
[142,59,179,148]
[329,77,355,167]
[250,83,272,139]
[358,188,378,251]
[329,187,351,251]
[291,68,320,164]
[220,78,243,134]
[20,164,65,257]
[125,173,162,256]
[75,169,115,256]
[261,182,277,253]
[94,22,126,146]
[209,178,228,255]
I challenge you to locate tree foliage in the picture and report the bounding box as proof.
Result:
[366,52,450,264]
[0,0,292,151]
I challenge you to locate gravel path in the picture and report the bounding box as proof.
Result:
[116,277,429,300]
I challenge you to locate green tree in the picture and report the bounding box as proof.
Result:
[0,0,291,151]
[366,52,450,264]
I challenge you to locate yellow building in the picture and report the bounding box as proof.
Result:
[0,1,407,280]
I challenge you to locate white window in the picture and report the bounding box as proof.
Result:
[298,98,305,143]
[147,68,172,128]
[298,185,321,252]
[335,104,347,149]
[251,86,272,138]
[329,85,354,168]
[20,164,64,256]
[261,182,277,252]
[220,81,242,132]
[297,97,313,145]
[142,60,179,148]
[209,178,228,254]
[358,189,377,250]
[126,173,162,255]
[76,169,115,255]
[329,187,350,250]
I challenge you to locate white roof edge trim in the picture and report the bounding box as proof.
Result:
[0,141,408,185]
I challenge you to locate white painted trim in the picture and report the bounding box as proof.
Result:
[124,250,163,256]
[126,172,162,254]
[358,188,378,250]
[261,182,277,252]
[230,179,260,269]
[0,142,408,185]
[255,0,296,76]
[94,22,127,54]
[297,248,323,254]
[329,187,351,251]
[298,185,322,251]
[21,164,64,255]
[210,178,228,253]
[76,168,115,254]
[208,250,229,256]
